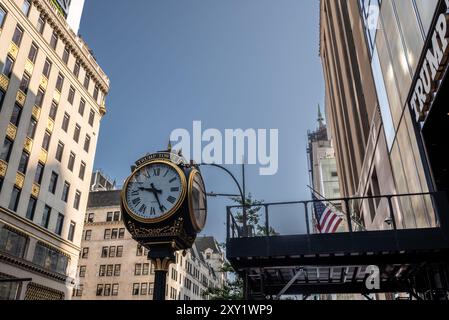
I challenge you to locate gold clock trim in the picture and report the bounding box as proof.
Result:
[121,159,187,225]
[188,169,207,232]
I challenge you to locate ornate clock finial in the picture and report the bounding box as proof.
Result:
[167,140,172,152]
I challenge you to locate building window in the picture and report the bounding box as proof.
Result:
[73,285,83,297]
[101,247,108,258]
[96,284,103,296]
[142,263,149,276]
[104,284,111,296]
[136,244,143,256]
[104,229,111,240]
[93,86,99,101]
[87,213,94,223]
[2,56,14,78]
[27,43,39,65]
[84,135,91,152]
[67,221,76,242]
[116,246,123,257]
[10,103,23,127]
[74,190,81,210]
[50,31,58,50]
[118,228,125,239]
[41,205,51,228]
[78,99,86,116]
[0,226,27,258]
[99,265,106,276]
[141,283,148,295]
[0,90,5,112]
[111,228,118,239]
[37,15,45,34]
[19,73,30,94]
[106,265,113,277]
[84,74,90,90]
[48,171,58,194]
[34,162,44,185]
[82,247,89,259]
[60,113,70,132]
[84,230,92,241]
[42,59,51,78]
[106,212,113,222]
[68,86,75,104]
[22,0,31,17]
[73,124,81,142]
[132,283,139,296]
[56,73,64,92]
[8,187,21,212]
[55,213,64,236]
[109,246,116,258]
[61,181,70,202]
[114,211,121,221]
[0,137,13,162]
[74,60,81,77]
[63,47,70,64]
[79,266,86,278]
[12,25,24,47]
[68,152,75,171]
[49,101,58,121]
[33,242,68,274]
[56,141,64,162]
[0,6,6,28]
[25,197,37,220]
[18,151,29,174]
[112,284,119,296]
[35,88,45,108]
[42,131,51,151]
[135,264,142,276]
[27,117,37,139]
[88,109,95,127]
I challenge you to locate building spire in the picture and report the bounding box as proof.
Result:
[317,104,325,128]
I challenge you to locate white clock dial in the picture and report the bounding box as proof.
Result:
[125,162,184,221]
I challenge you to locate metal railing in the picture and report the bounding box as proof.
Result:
[226,192,449,240]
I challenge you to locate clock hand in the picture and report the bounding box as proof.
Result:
[138,187,162,194]
[150,183,165,212]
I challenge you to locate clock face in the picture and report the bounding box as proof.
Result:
[124,161,185,222]
[189,171,207,231]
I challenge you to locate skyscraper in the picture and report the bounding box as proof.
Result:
[319,0,446,231]
[0,0,109,299]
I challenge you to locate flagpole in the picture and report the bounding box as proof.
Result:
[307,185,366,232]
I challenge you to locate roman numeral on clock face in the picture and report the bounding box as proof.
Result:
[150,207,156,216]
[131,190,139,196]
[132,198,141,205]
[169,177,177,183]
[139,204,147,213]
[170,187,179,192]
[153,168,161,176]
[167,196,176,204]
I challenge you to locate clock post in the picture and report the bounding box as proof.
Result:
[120,147,208,301]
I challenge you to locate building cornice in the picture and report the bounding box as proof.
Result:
[0,206,81,254]
[32,0,110,94]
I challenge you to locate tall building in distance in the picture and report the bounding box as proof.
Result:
[319,0,446,231]
[0,0,109,300]
[73,185,225,300]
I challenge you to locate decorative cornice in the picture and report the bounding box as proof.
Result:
[32,0,110,93]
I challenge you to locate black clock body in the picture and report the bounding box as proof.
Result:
[120,152,207,252]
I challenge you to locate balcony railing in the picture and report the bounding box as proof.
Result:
[227,192,449,240]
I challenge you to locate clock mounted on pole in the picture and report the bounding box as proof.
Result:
[120,145,207,300]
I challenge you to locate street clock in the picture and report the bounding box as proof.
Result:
[121,149,207,252]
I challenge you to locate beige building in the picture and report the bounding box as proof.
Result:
[73,187,225,300]
[0,0,109,300]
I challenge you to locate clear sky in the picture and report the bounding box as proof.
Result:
[80,0,324,243]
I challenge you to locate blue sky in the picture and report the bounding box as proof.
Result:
[80,0,324,242]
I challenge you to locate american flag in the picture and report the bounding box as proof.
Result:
[312,195,343,233]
